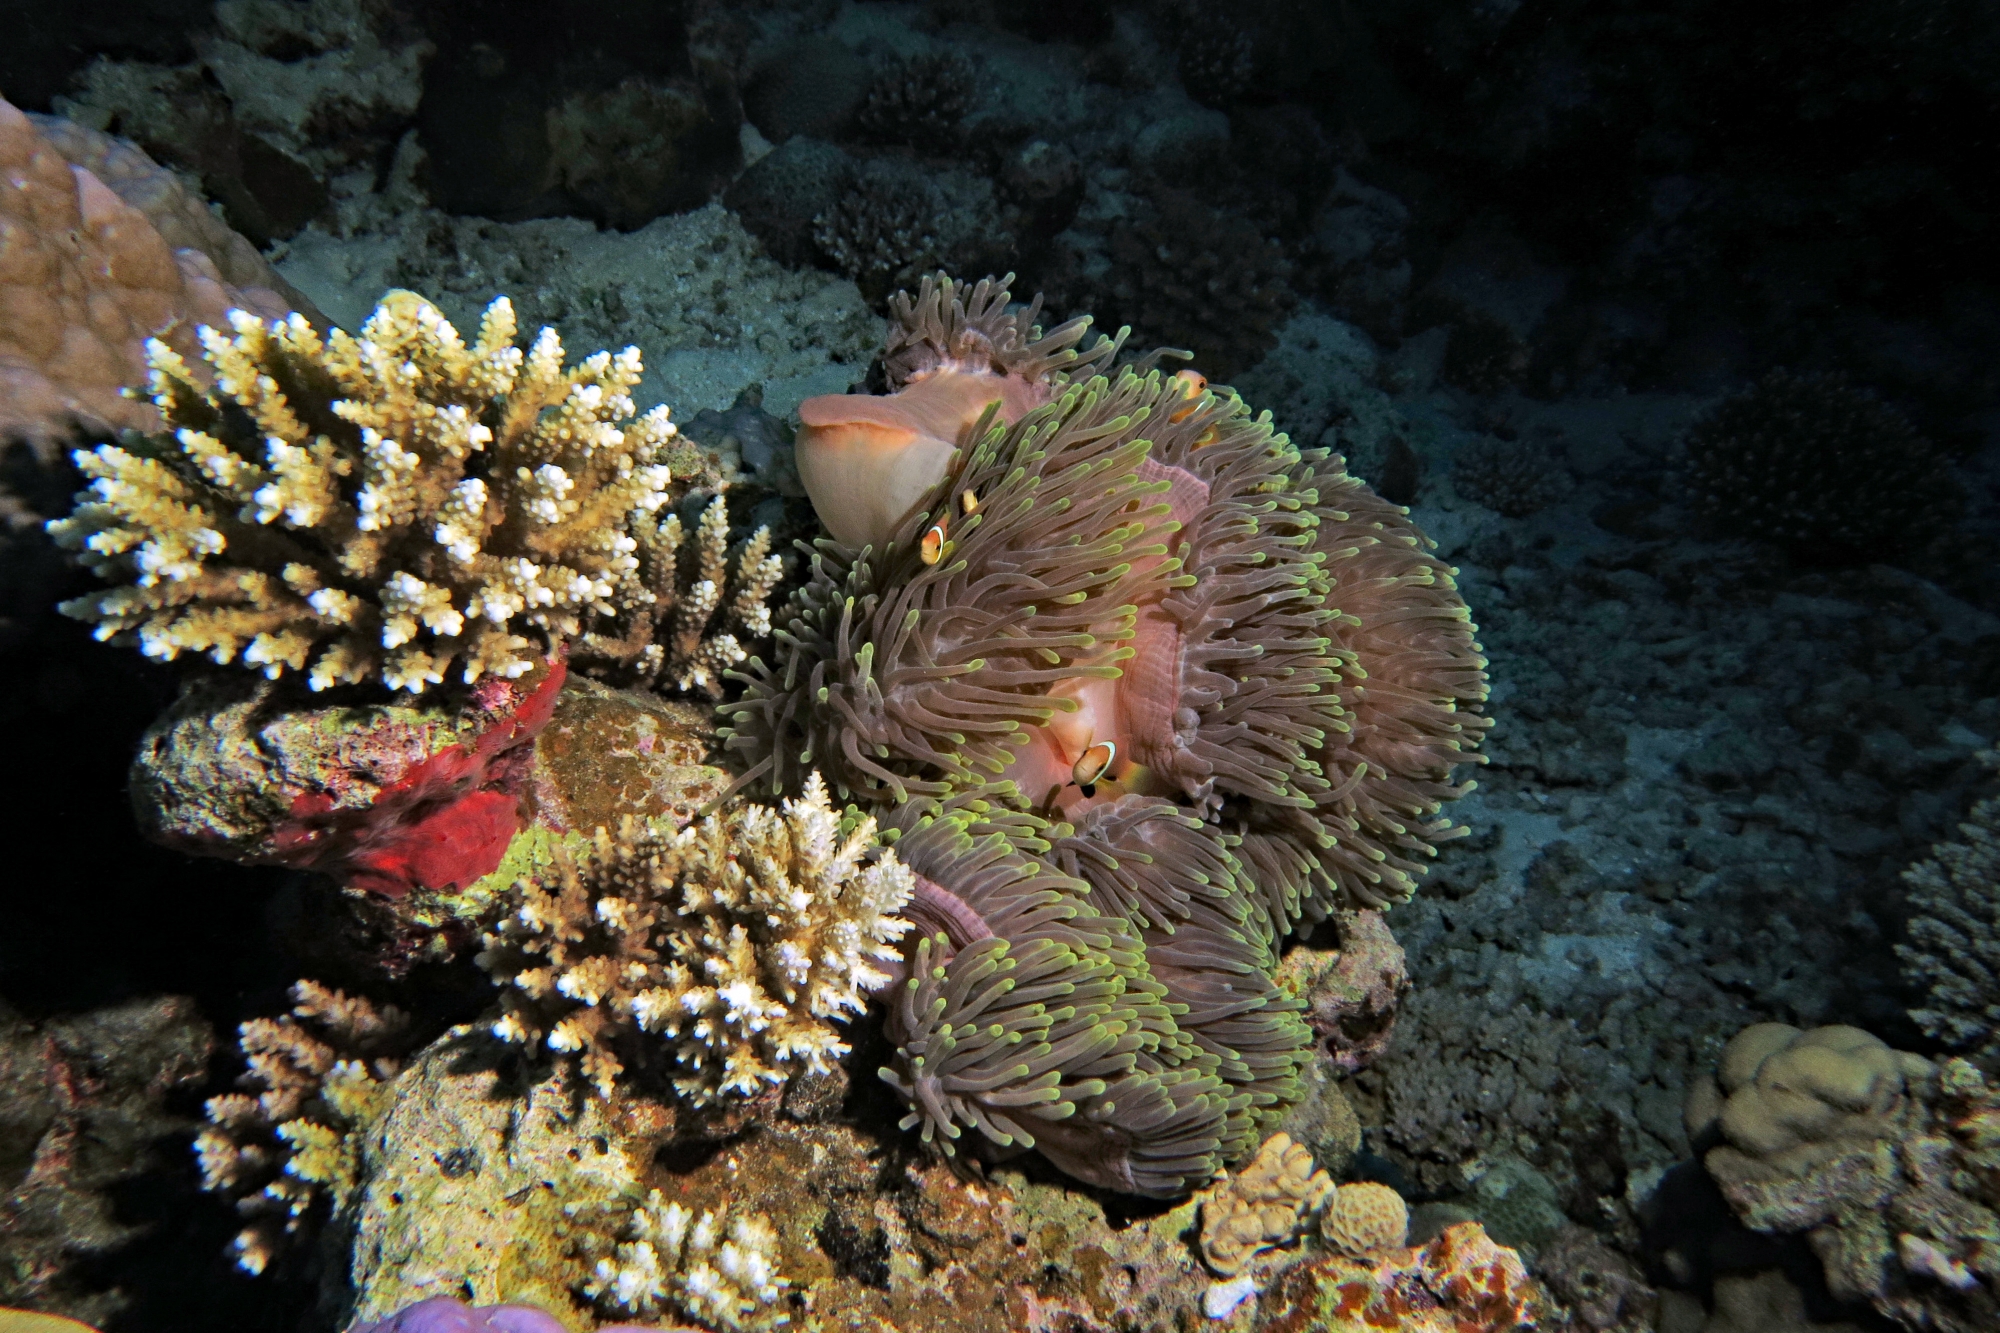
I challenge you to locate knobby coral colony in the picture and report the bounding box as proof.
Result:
[723,274,1490,1197]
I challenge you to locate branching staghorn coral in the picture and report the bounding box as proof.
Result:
[48,290,694,693]
[580,1190,788,1330]
[724,272,1485,1196]
[1449,436,1576,518]
[811,158,1006,309]
[477,774,913,1102]
[1898,753,2000,1073]
[580,493,784,700]
[856,50,977,148]
[194,980,410,1274]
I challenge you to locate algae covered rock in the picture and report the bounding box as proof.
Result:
[340,1024,1230,1333]
[1278,910,1410,1077]
[346,1029,643,1325]
[523,675,726,837]
[1275,1058,1363,1181]
[129,661,568,901]
[128,667,725,932]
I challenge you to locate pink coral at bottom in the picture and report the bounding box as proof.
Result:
[347,1297,680,1333]
[1257,1222,1550,1332]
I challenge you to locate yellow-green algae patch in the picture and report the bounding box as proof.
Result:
[526,674,728,834]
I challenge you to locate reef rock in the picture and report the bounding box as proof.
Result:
[129,668,726,948]
[1253,1221,1551,1332]
[1279,909,1411,1076]
[1690,1022,2000,1333]
[340,1027,1227,1332]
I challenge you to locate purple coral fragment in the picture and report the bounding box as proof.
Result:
[347,1297,662,1333]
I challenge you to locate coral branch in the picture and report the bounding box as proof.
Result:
[478,774,912,1103]
[50,291,691,693]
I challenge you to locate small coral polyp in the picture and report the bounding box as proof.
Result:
[50,291,682,693]
[725,272,1490,1197]
[582,1190,789,1330]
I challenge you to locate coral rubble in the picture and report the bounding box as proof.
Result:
[342,1031,645,1322]
[49,290,695,694]
[0,997,215,1328]
[340,1018,1227,1332]
[1278,910,1411,1076]
[477,775,913,1103]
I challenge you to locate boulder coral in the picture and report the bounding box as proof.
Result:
[1689,1022,2000,1333]
[0,96,309,456]
[1319,1181,1410,1258]
[723,273,1488,1196]
[1198,1131,1335,1275]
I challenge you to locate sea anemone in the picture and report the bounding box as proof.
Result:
[877,792,1238,1196]
[1233,462,1492,925]
[789,273,1116,550]
[722,273,1487,1194]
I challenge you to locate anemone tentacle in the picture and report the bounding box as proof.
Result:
[723,376,1177,803]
